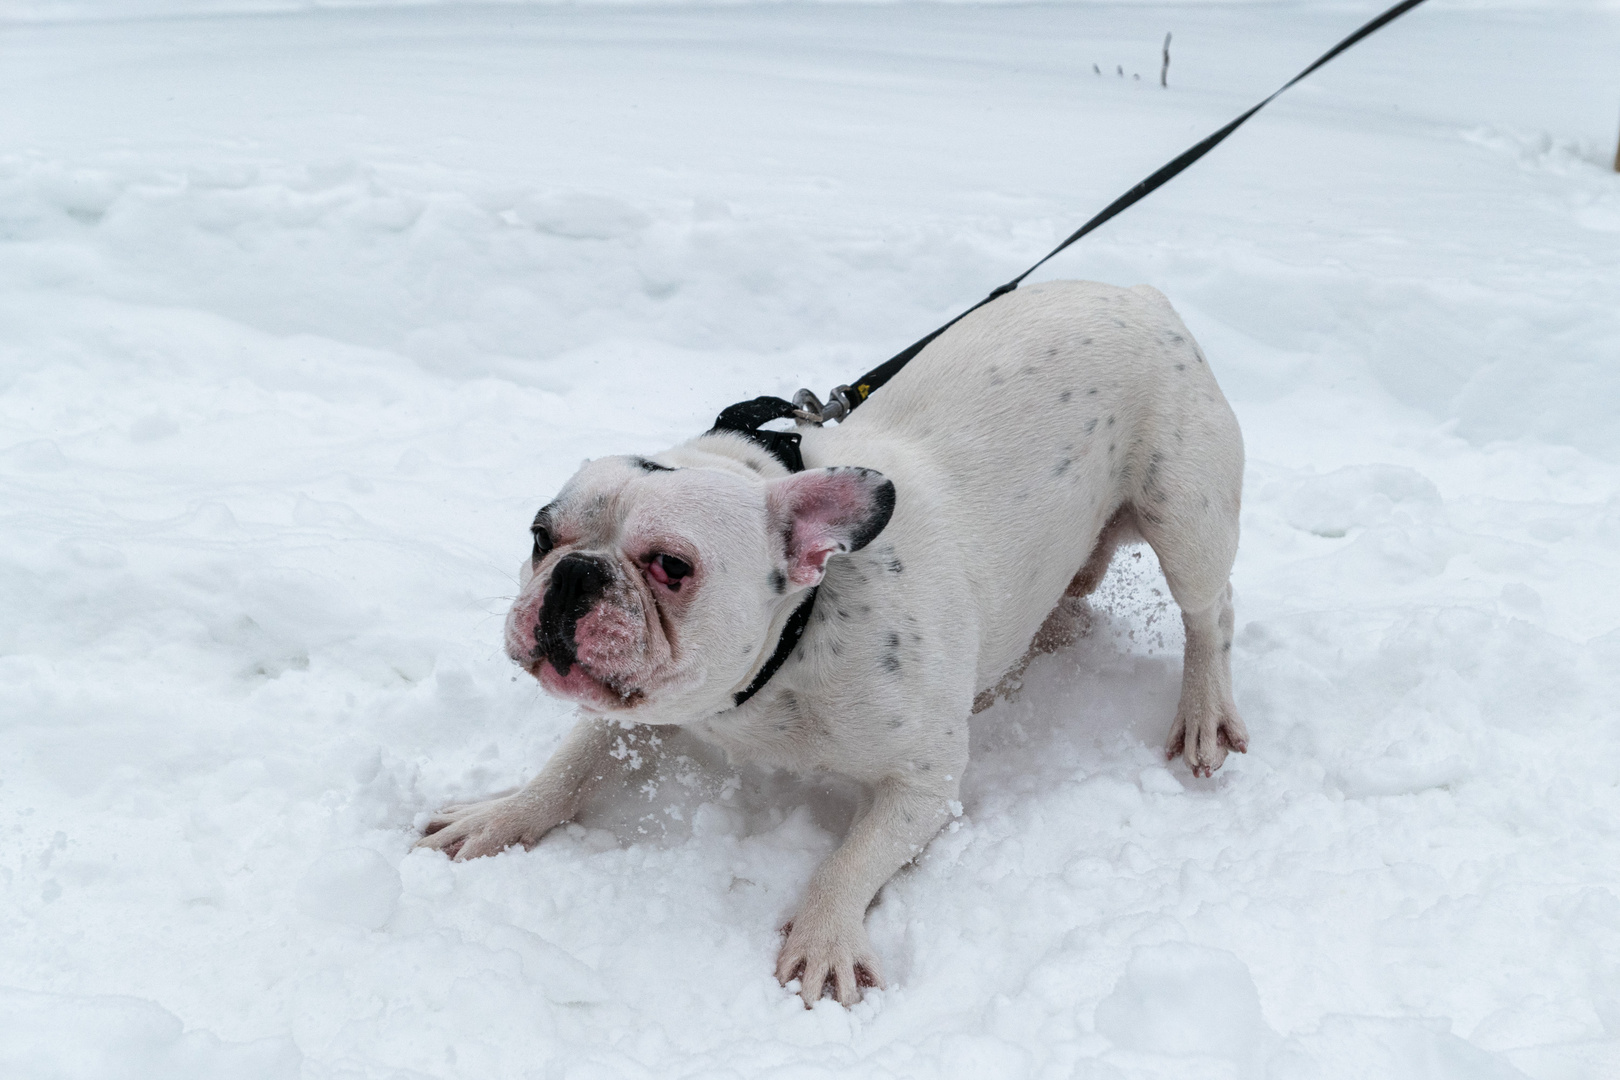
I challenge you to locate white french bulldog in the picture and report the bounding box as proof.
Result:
[417,280,1248,1006]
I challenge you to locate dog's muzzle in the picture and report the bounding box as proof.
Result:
[535,553,615,676]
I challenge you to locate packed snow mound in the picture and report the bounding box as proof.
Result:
[1093,943,1269,1060]
[295,848,404,930]
[0,989,302,1080]
[2,2,1618,1079]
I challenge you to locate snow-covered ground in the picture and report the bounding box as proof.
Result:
[3,2,1619,1077]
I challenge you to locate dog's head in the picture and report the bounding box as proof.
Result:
[503,446,894,720]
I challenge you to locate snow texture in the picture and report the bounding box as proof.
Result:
[2,2,1618,1078]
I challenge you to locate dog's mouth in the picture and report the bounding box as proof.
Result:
[529,655,645,712]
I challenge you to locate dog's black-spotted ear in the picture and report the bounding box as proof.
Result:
[766,467,895,588]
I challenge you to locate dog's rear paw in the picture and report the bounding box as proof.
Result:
[1165,708,1248,779]
[775,913,884,1008]
[414,795,557,861]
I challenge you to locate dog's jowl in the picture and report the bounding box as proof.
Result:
[417,280,1247,1006]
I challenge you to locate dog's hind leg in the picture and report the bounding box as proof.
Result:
[972,594,1092,714]
[1066,504,1140,598]
[973,506,1140,715]
[1159,578,1245,777]
[1130,436,1247,777]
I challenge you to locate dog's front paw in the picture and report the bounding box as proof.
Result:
[414,795,559,861]
[775,911,884,1007]
[1165,707,1249,779]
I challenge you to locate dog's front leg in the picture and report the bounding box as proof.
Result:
[776,775,956,1006]
[415,716,620,860]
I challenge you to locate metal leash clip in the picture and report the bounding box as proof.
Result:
[791,385,859,426]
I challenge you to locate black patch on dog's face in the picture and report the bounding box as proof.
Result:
[770,569,787,594]
[536,553,615,676]
[632,456,675,473]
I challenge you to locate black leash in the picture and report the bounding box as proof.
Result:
[712,0,1432,459]
[711,395,809,472]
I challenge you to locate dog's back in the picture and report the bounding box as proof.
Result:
[807,279,1243,689]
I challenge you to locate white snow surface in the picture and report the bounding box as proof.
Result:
[2,2,1619,1077]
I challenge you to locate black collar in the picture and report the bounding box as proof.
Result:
[709,394,816,707]
[731,586,817,708]
[708,396,806,473]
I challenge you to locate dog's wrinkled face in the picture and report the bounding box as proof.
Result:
[504,453,894,720]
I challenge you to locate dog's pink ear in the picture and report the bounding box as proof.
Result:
[767,467,896,587]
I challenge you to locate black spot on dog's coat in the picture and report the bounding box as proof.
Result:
[631,456,674,472]
[881,630,902,673]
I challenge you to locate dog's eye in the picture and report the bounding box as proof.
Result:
[530,525,554,562]
[646,553,693,590]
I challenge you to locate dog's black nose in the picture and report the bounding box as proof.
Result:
[536,554,615,676]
